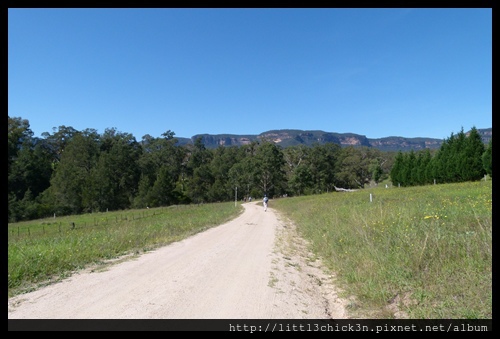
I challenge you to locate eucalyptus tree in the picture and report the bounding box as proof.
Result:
[90,128,142,211]
[227,148,258,200]
[368,158,383,184]
[238,141,261,197]
[11,139,54,220]
[253,141,286,197]
[243,140,260,157]
[153,130,186,206]
[288,163,313,196]
[8,116,34,203]
[335,146,376,189]
[48,129,101,215]
[190,164,215,204]
[379,151,397,182]
[40,125,79,170]
[135,130,182,208]
[282,144,309,178]
[208,146,243,202]
[8,116,31,174]
[185,137,214,203]
[308,142,341,193]
[8,117,52,221]
[367,149,393,185]
[283,144,311,196]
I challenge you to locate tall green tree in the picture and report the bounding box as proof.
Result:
[8,116,32,173]
[90,128,142,211]
[208,146,243,201]
[335,146,374,189]
[228,155,257,200]
[288,163,313,196]
[307,143,341,193]
[282,144,309,175]
[8,117,34,202]
[185,137,214,203]
[8,117,54,221]
[450,128,468,182]
[390,151,404,187]
[336,147,362,189]
[282,144,310,195]
[135,131,184,208]
[253,141,286,197]
[417,149,433,185]
[149,166,176,206]
[482,138,492,177]
[403,150,416,186]
[461,126,486,181]
[40,125,79,170]
[369,159,383,184]
[49,131,100,215]
[10,140,54,220]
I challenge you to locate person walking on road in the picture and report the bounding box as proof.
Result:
[263,195,269,211]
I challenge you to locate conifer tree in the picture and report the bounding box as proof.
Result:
[482,138,492,177]
[462,126,486,181]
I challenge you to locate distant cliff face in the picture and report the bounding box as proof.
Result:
[192,135,254,147]
[368,137,443,152]
[175,128,491,152]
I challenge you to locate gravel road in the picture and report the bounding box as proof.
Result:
[8,201,349,320]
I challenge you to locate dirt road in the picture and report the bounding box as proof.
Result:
[8,202,349,320]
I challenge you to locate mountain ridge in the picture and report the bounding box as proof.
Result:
[174,128,492,152]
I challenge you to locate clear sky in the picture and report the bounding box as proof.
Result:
[8,8,492,141]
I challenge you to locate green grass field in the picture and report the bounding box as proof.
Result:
[8,180,491,319]
[271,180,492,319]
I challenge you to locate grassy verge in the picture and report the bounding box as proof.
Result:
[271,180,492,319]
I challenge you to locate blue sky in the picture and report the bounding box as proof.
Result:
[8,8,492,141]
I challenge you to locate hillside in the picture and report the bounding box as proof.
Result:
[174,128,492,152]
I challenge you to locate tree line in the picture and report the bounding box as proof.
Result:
[8,116,491,222]
[390,127,492,187]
